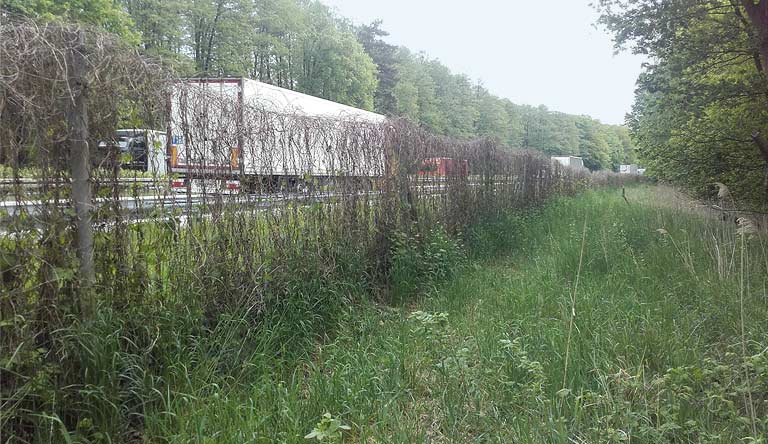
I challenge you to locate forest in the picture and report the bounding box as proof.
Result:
[1,0,636,171]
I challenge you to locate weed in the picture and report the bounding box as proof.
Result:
[304,413,351,442]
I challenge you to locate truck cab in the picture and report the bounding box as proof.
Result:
[99,129,168,176]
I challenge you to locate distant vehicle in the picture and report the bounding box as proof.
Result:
[167,77,387,193]
[418,157,469,178]
[619,164,639,175]
[551,156,584,169]
[99,129,167,176]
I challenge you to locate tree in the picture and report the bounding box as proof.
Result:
[430,66,478,139]
[357,20,398,115]
[596,0,768,204]
[740,1,768,80]
[251,0,308,88]
[604,125,636,170]
[119,0,181,53]
[186,0,252,75]
[298,2,376,109]
[474,84,510,142]
[246,0,377,109]
[393,49,439,125]
[575,116,610,171]
[501,100,525,148]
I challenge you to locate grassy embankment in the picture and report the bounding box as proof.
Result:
[141,185,767,443]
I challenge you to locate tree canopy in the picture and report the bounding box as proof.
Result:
[1,0,637,170]
[596,0,768,206]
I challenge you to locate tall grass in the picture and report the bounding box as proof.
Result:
[6,182,764,443]
[51,184,761,443]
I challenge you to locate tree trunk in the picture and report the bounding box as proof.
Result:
[203,0,225,74]
[66,29,95,299]
[0,91,6,164]
[751,131,768,192]
[253,50,259,79]
[288,39,294,89]
[738,1,768,196]
[742,0,768,74]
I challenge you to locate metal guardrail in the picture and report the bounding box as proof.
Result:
[0,177,159,186]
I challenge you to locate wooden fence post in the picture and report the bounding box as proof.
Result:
[66,29,95,299]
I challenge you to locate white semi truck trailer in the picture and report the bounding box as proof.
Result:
[551,156,585,169]
[167,77,387,193]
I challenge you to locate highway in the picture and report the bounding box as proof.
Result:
[0,178,495,238]
[0,189,383,217]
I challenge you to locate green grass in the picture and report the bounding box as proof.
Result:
[132,186,767,443]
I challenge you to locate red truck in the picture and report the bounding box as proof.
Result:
[418,157,469,178]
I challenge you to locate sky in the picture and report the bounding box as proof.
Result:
[321,0,645,125]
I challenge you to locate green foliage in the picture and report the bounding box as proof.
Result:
[596,0,768,207]
[8,186,765,442]
[496,337,547,408]
[304,413,351,442]
[574,352,768,443]
[125,186,766,443]
[407,310,449,341]
[389,225,465,302]
[298,7,377,110]
[465,209,537,259]
[356,20,398,115]
[117,0,189,64]
[1,0,140,43]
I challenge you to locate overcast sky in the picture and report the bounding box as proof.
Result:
[321,0,645,125]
